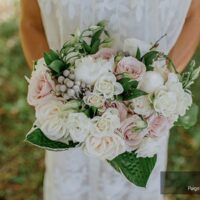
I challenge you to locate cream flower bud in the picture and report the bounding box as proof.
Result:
[83,92,105,108]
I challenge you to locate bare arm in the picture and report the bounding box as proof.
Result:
[20,0,49,68]
[169,0,200,72]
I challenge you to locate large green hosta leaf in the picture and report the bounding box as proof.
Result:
[25,127,79,151]
[108,151,157,187]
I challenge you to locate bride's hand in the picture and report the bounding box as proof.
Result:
[20,0,49,68]
[169,0,200,73]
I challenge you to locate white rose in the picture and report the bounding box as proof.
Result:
[75,56,114,85]
[85,134,126,160]
[36,100,80,141]
[123,38,151,57]
[91,108,121,136]
[94,72,123,99]
[166,73,192,116]
[153,90,178,120]
[83,92,105,108]
[136,137,159,158]
[138,71,164,93]
[67,113,91,142]
[131,95,154,117]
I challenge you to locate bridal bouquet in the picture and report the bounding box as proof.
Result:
[25,21,200,187]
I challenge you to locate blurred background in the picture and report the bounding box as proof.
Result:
[0,1,199,200]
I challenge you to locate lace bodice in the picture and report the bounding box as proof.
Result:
[37,1,191,200]
[38,0,191,53]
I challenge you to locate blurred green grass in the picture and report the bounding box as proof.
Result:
[0,14,199,200]
[0,18,44,200]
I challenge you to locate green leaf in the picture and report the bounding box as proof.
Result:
[97,20,107,27]
[104,30,110,37]
[122,89,147,100]
[48,59,66,74]
[108,151,157,187]
[82,40,92,53]
[43,49,59,65]
[83,106,98,118]
[142,51,159,71]
[136,48,141,60]
[90,39,101,54]
[91,29,103,47]
[175,103,199,129]
[26,127,79,151]
[117,77,146,100]
[118,77,138,90]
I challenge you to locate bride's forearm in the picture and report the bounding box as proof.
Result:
[20,0,49,68]
[169,0,200,73]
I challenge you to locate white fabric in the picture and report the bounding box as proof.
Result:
[37,0,191,199]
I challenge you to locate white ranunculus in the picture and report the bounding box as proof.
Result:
[166,73,192,116]
[94,72,123,99]
[166,74,192,116]
[153,73,192,120]
[178,92,192,116]
[85,134,126,160]
[153,90,177,120]
[131,95,154,117]
[74,56,114,85]
[138,71,164,93]
[83,92,105,108]
[136,137,159,158]
[91,108,121,136]
[123,38,151,57]
[36,100,80,141]
[67,113,91,142]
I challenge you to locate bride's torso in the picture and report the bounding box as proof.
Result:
[38,0,191,53]
[38,1,192,200]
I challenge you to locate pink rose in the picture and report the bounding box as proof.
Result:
[27,59,55,107]
[116,56,146,80]
[93,48,115,60]
[105,101,128,122]
[147,114,173,137]
[119,115,147,149]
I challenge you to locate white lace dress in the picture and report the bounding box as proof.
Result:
[37,1,191,199]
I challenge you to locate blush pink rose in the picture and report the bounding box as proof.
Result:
[93,48,115,60]
[105,101,128,122]
[119,115,147,149]
[116,56,146,80]
[147,114,173,137]
[27,60,55,107]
